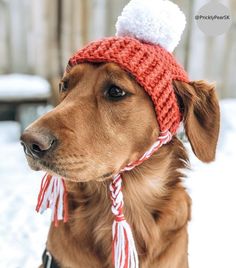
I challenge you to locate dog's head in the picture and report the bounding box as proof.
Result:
[21,62,220,182]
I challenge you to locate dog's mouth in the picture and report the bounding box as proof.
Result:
[26,155,68,176]
[25,154,114,182]
[96,172,114,181]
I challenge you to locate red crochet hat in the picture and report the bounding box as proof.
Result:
[66,0,189,135]
[67,37,188,134]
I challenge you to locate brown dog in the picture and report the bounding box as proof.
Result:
[21,63,220,268]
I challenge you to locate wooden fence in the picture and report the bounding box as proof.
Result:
[0,0,235,98]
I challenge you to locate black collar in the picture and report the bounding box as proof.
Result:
[42,249,60,268]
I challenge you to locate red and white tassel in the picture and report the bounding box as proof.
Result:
[109,130,172,268]
[36,174,68,226]
[110,174,139,268]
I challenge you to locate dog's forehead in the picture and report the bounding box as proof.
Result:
[64,62,135,82]
[60,62,141,98]
[63,63,97,81]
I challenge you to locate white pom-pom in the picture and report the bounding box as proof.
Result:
[116,0,186,52]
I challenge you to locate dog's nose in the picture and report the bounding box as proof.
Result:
[20,130,56,159]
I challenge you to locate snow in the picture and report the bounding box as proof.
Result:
[0,74,51,101]
[0,99,236,268]
[0,122,49,267]
[186,99,236,268]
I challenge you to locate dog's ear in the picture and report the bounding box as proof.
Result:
[172,80,220,162]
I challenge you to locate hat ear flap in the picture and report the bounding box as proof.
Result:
[173,80,220,162]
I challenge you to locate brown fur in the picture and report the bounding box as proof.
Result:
[22,63,220,267]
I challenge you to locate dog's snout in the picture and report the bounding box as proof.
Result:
[20,130,56,159]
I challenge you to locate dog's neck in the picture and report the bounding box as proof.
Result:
[48,137,191,266]
[69,138,188,243]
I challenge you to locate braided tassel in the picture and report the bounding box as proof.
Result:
[109,130,171,268]
[110,174,139,268]
[36,174,68,226]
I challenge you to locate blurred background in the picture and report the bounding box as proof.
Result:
[0,0,236,267]
[0,0,235,128]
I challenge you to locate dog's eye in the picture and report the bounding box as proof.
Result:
[59,80,69,92]
[105,86,126,100]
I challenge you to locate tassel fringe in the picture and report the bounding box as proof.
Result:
[36,174,68,226]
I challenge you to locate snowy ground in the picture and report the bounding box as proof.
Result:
[186,99,236,268]
[0,99,236,268]
[0,122,49,268]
